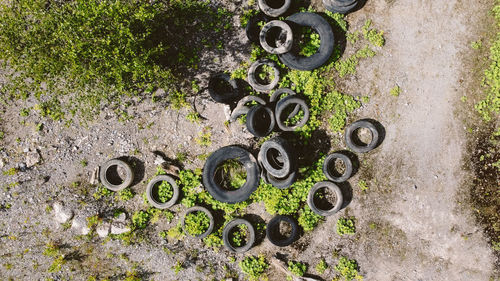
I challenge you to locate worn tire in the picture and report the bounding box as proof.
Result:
[275,95,310,131]
[270,88,300,119]
[345,120,379,153]
[260,20,293,54]
[266,167,297,189]
[222,218,256,253]
[307,181,343,216]
[246,105,276,138]
[258,0,291,17]
[279,12,335,71]
[248,59,280,93]
[323,153,353,183]
[181,206,215,239]
[208,73,241,104]
[100,159,134,191]
[230,96,267,122]
[266,215,299,247]
[323,0,358,14]
[146,175,179,209]
[258,137,294,178]
[246,12,271,44]
[203,146,260,203]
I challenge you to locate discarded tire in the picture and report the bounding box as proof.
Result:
[246,105,275,137]
[208,73,241,104]
[322,153,353,183]
[248,59,280,93]
[265,167,298,189]
[270,88,300,119]
[307,181,343,216]
[203,146,260,203]
[246,12,271,44]
[230,95,267,122]
[222,218,256,253]
[146,175,179,209]
[258,0,291,17]
[266,215,299,247]
[275,95,310,131]
[181,206,215,239]
[258,137,294,178]
[323,0,358,14]
[279,12,335,71]
[345,120,380,153]
[259,20,293,54]
[100,158,134,191]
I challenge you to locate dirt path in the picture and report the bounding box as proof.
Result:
[340,0,496,279]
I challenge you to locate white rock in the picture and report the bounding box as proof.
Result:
[53,202,73,224]
[89,167,99,185]
[110,222,131,235]
[71,216,90,235]
[96,222,110,238]
[154,155,166,166]
[223,105,232,121]
[25,150,41,167]
[115,212,127,222]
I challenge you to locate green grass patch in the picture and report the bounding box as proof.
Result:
[239,255,269,280]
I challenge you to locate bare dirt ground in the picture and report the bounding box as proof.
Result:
[0,0,498,280]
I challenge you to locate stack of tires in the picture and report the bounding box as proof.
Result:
[322,0,359,14]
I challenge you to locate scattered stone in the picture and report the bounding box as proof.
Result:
[53,202,74,224]
[0,159,4,169]
[89,167,99,185]
[115,212,127,222]
[96,222,110,238]
[223,105,232,120]
[71,216,90,235]
[110,222,131,235]
[25,149,41,168]
[154,154,167,166]
[18,163,27,172]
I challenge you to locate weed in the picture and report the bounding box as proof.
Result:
[80,159,88,167]
[172,260,184,274]
[196,127,212,147]
[184,211,210,236]
[298,206,323,232]
[358,180,368,191]
[166,223,185,241]
[315,258,328,274]
[3,168,17,176]
[239,255,269,280]
[118,188,134,201]
[86,215,100,229]
[131,210,150,230]
[288,261,307,277]
[390,85,401,97]
[93,186,112,200]
[336,217,356,235]
[362,19,385,47]
[156,180,174,203]
[471,40,482,49]
[335,257,362,280]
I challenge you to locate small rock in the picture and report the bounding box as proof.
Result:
[115,212,127,222]
[18,163,27,172]
[96,222,110,238]
[223,105,232,121]
[110,222,131,235]
[89,167,99,185]
[53,202,74,223]
[413,184,417,190]
[25,149,41,168]
[154,155,167,166]
[71,216,90,235]
[0,159,4,169]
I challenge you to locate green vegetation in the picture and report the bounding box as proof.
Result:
[131,210,150,230]
[471,40,483,49]
[118,188,134,201]
[0,0,233,123]
[229,224,248,247]
[315,258,328,274]
[172,260,184,275]
[299,28,321,57]
[93,185,113,200]
[3,167,17,176]
[390,85,401,97]
[288,261,307,277]
[196,127,212,147]
[336,217,356,235]
[157,181,174,203]
[358,180,368,191]
[335,257,362,281]
[184,211,210,236]
[362,19,385,47]
[239,255,269,280]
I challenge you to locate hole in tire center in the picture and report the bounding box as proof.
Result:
[266,148,285,170]
[272,220,292,240]
[228,224,249,247]
[265,26,288,49]
[296,27,320,57]
[255,64,275,85]
[151,180,173,203]
[213,77,233,94]
[327,158,346,178]
[105,164,127,185]
[214,159,247,191]
[313,186,337,211]
[352,127,373,146]
[280,103,304,126]
[266,0,286,9]
[251,107,272,134]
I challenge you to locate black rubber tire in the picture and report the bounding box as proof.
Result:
[266,167,297,189]
[247,59,280,93]
[100,159,134,191]
[246,105,276,138]
[258,137,294,178]
[278,12,335,71]
[203,146,260,203]
[246,12,271,44]
[322,153,353,183]
[275,95,310,131]
[270,88,300,119]
[230,95,267,122]
[181,206,215,239]
[258,0,292,17]
[307,181,343,216]
[146,175,179,209]
[266,215,299,247]
[208,73,241,104]
[259,20,293,55]
[345,120,380,153]
[323,0,358,14]
[222,218,256,253]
